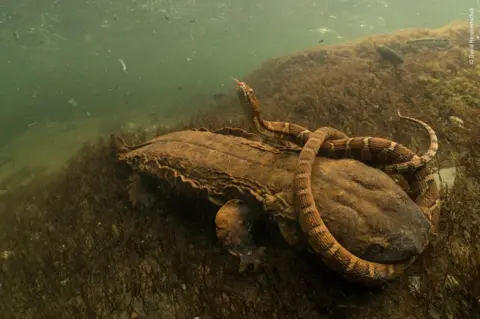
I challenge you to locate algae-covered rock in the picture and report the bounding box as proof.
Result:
[193,21,480,171]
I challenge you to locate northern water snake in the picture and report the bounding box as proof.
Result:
[234,79,440,284]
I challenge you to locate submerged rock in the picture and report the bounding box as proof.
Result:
[434,166,457,190]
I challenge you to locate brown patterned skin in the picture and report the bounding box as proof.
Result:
[295,127,439,284]
[112,130,433,275]
[233,79,438,174]
[234,79,440,284]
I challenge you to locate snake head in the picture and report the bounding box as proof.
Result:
[232,78,260,119]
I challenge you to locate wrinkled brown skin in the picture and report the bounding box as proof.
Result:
[114,129,431,274]
[294,127,438,284]
[234,79,440,284]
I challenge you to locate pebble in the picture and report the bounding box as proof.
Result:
[433,166,457,190]
[449,116,465,129]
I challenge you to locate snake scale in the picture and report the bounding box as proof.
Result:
[234,79,441,283]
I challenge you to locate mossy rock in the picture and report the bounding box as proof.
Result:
[193,21,479,170]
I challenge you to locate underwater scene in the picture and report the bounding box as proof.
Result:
[0,0,479,318]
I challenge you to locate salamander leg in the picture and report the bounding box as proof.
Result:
[127,172,156,208]
[215,199,266,272]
